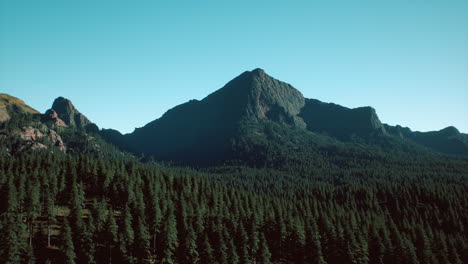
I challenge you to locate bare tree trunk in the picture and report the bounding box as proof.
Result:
[29,220,33,246]
[109,245,112,264]
[153,233,156,254]
[47,222,51,247]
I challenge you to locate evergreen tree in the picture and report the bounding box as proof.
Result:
[200,234,215,264]
[161,207,178,264]
[61,218,76,264]
[103,209,118,264]
[258,233,272,264]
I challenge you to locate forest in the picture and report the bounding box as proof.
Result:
[0,107,467,264]
[0,147,467,264]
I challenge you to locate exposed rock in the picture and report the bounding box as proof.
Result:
[43,109,68,127]
[17,141,48,152]
[17,126,44,141]
[46,108,58,119]
[52,97,94,129]
[48,130,66,152]
[31,142,48,150]
[11,126,66,153]
[87,136,101,152]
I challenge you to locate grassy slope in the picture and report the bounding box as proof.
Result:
[0,93,40,122]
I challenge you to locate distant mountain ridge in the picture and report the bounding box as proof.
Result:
[1,69,467,162]
[117,68,468,163]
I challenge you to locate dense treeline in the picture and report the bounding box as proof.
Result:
[0,151,467,264]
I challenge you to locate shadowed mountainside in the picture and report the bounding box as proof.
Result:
[117,69,467,163]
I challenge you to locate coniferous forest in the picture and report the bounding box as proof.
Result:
[1,123,467,263]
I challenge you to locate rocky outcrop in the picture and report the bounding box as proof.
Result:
[16,126,44,141]
[48,130,66,152]
[42,109,68,127]
[52,97,93,130]
[13,126,66,153]
[17,141,48,152]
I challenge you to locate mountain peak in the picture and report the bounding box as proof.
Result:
[51,96,94,130]
[203,69,306,126]
[251,68,266,76]
[439,126,460,137]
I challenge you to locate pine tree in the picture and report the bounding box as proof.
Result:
[134,215,151,262]
[289,218,306,263]
[228,237,240,264]
[236,224,251,264]
[119,203,135,263]
[103,209,118,264]
[181,226,199,264]
[0,175,28,264]
[61,218,76,264]
[306,219,326,264]
[161,207,178,264]
[200,234,215,264]
[415,225,434,264]
[258,233,272,264]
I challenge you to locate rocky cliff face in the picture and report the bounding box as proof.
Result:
[42,109,68,128]
[52,97,93,130]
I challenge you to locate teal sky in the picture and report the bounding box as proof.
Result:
[1,0,467,134]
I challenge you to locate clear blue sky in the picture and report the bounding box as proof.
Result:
[1,0,467,133]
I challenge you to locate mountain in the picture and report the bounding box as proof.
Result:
[0,93,40,122]
[2,69,467,161]
[123,68,308,163]
[299,99,387,139]
[116,69,467,165]
[384,124,468,155]
[0,95,124,156]
[51,96,97,132]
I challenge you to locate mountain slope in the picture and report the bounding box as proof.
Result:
[3,69,466,161]
[117,69,468,164]
[384,124,468,155]
[124,68,308,163]
[299,98,387,139]
[51,96,96,131]
[118,69,466,165]
[0,94,127,156]
[0,93,40,122]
